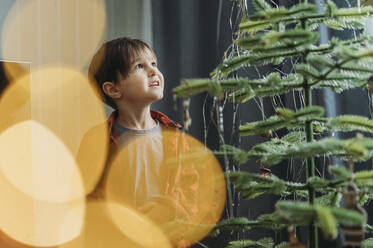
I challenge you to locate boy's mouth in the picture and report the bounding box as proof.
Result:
[149,80,160,87]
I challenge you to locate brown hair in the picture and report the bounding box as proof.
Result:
[88,37,155,109]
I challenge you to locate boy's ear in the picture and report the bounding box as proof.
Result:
[102,82,121,99]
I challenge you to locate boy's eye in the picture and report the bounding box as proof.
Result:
[135,64,144,69]
[151,62,157,67]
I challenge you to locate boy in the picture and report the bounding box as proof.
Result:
[77,37,196,247]
[80,36,186,201]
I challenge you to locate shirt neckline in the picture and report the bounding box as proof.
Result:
[114,120,161,136]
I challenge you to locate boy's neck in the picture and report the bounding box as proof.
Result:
[115,104,156,130]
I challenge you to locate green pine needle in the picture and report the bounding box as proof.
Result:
[316,206,338,240]
[252,0,272,12]
[227,238,274,248]
[315,192,342,207]
[227,171,307,199]
[239,20,272,34]
[355,170,373,187]
[226,136,373,166]
[328,115,373,133]
[331,207,366,226]
[239,106,324,136]
[328,165,350,180]
[214,217,255,232]
[236,30,317,52]
[363,238,373,248]
[249,7,289,22]
[275,201,316,225]
[275,242,290,248]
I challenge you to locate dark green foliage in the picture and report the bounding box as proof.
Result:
[172,0,373,247]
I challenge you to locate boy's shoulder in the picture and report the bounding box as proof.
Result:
[150,110,182,129]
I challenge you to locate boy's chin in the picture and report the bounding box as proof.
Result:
[148,94,163,103]
[153,93,164,100]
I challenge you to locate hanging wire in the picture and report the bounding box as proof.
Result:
[202,94,209,147]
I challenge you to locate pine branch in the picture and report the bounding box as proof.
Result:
[363,238,373,248]
[328,165,350,180]
[210,51,301,78]
[355,170,373,187]
[328,165,373,188]
[327,115,373,133]
[308,35,370,55]
[239,106,324,136]
[316,206,338,239]
[240,1,373,34]
[297,56,373,93]
[315,192,342,207]
[173,78,252,98]
[212,201,365,239]
[275,242,290,248]
[236,30,318,53]
[313,78,368,93]
[227,171,307,199]
[249,3,317,22]
[229,75,303,101]
[226,169,373,200]
[331,207,367,226]
[252,0,272,12]
[317,1,370,30]
[310,48,373,90]
[210,34,372,80]
[227,238,274,248]
[276,201,366,227]
[172,73,303,99]
[365,224,373,234]
[211,217,257,235]
[220,136,373,166]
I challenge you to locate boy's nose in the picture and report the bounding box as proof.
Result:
[148,68,156,77]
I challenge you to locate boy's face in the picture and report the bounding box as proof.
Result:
[115,48,164,106]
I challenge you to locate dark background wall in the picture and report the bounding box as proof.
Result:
[152,0,232,144]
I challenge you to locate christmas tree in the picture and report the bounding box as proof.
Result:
[173,0,373,247]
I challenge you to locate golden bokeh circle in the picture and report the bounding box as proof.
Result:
[0,121,85,247]
[0,120,84,203]
[58,201,172,248]
[105,129,226,246]
[106,202,172,248]
[0,66,109,198]
[1,0,107,70]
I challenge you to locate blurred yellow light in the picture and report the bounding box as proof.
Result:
[0,120,84,203]
[0,66,109,197]
[105,130,226,246]
[59,201,171,248]
[1,0,107,70]
[106,202,172,248]
[0,122,85,246]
